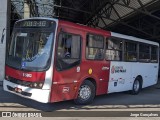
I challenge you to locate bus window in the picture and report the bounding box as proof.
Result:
[124,41,137,61]
[15,36,25,58]
[151,46,158,63]
[105,37,122,61]
[56,33,81,71]
[7,32,53,71]
[139,43,150,62]
[86,34,104,60]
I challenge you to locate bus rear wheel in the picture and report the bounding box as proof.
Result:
[130,78,142,95]
[74,80,95,105]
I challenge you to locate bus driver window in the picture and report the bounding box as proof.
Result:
[56,32,81,71]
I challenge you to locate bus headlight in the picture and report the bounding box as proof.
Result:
[33,83,38,87]
[39,83,43,88]
[4,76,44,89]
[31,82,44,89]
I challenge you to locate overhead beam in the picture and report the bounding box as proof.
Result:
[115,1,160,21]
[54,4,92,14]
[101,16,153,38]
[85,0,113,24]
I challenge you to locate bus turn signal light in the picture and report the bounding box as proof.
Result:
[74,86,77,90]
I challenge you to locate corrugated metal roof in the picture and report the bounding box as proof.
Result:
[10,0,160,41]
[96,0,158,28]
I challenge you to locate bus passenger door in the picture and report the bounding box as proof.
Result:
[51,30,83,102]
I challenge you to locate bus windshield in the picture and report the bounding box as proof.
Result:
[6,30,54,71]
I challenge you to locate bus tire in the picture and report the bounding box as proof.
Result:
[130,78,142,95]
[74,80,95,105]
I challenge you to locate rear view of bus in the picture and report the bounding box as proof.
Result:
[3,18,57,103]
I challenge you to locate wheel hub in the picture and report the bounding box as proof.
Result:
[79,85,91,100]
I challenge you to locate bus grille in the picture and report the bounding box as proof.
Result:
[7,77,31,87]
[7,85,32,97]
[6,76,44,89]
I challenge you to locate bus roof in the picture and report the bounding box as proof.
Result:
[15,17,159,46]
[111,32,159,46]
[16,17,58,23]
[59,19,110,37]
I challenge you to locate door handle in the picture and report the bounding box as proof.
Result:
[102,66,109,70]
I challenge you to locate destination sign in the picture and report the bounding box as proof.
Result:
[16,20,51,28]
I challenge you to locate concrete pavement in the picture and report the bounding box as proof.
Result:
[1,80,160,119]
[1,81,160,111]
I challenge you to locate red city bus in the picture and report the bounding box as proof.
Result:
[3,18,159,104]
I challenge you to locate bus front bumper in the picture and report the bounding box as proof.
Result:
[3,79,51,103]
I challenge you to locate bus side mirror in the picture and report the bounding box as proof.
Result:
[1,28,5,44]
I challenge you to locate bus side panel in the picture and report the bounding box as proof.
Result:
[107,61,132,93]
[107,62,159,93]
[79,60,110,96]
[50,23,85,102]
[50,21,111,102]
[131,63,158,88]
[50,61,110,103]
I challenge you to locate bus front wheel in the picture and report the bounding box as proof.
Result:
[130,78,142,95]
[74,80,96,105]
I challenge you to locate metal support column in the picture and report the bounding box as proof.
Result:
[24,0,30,18]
